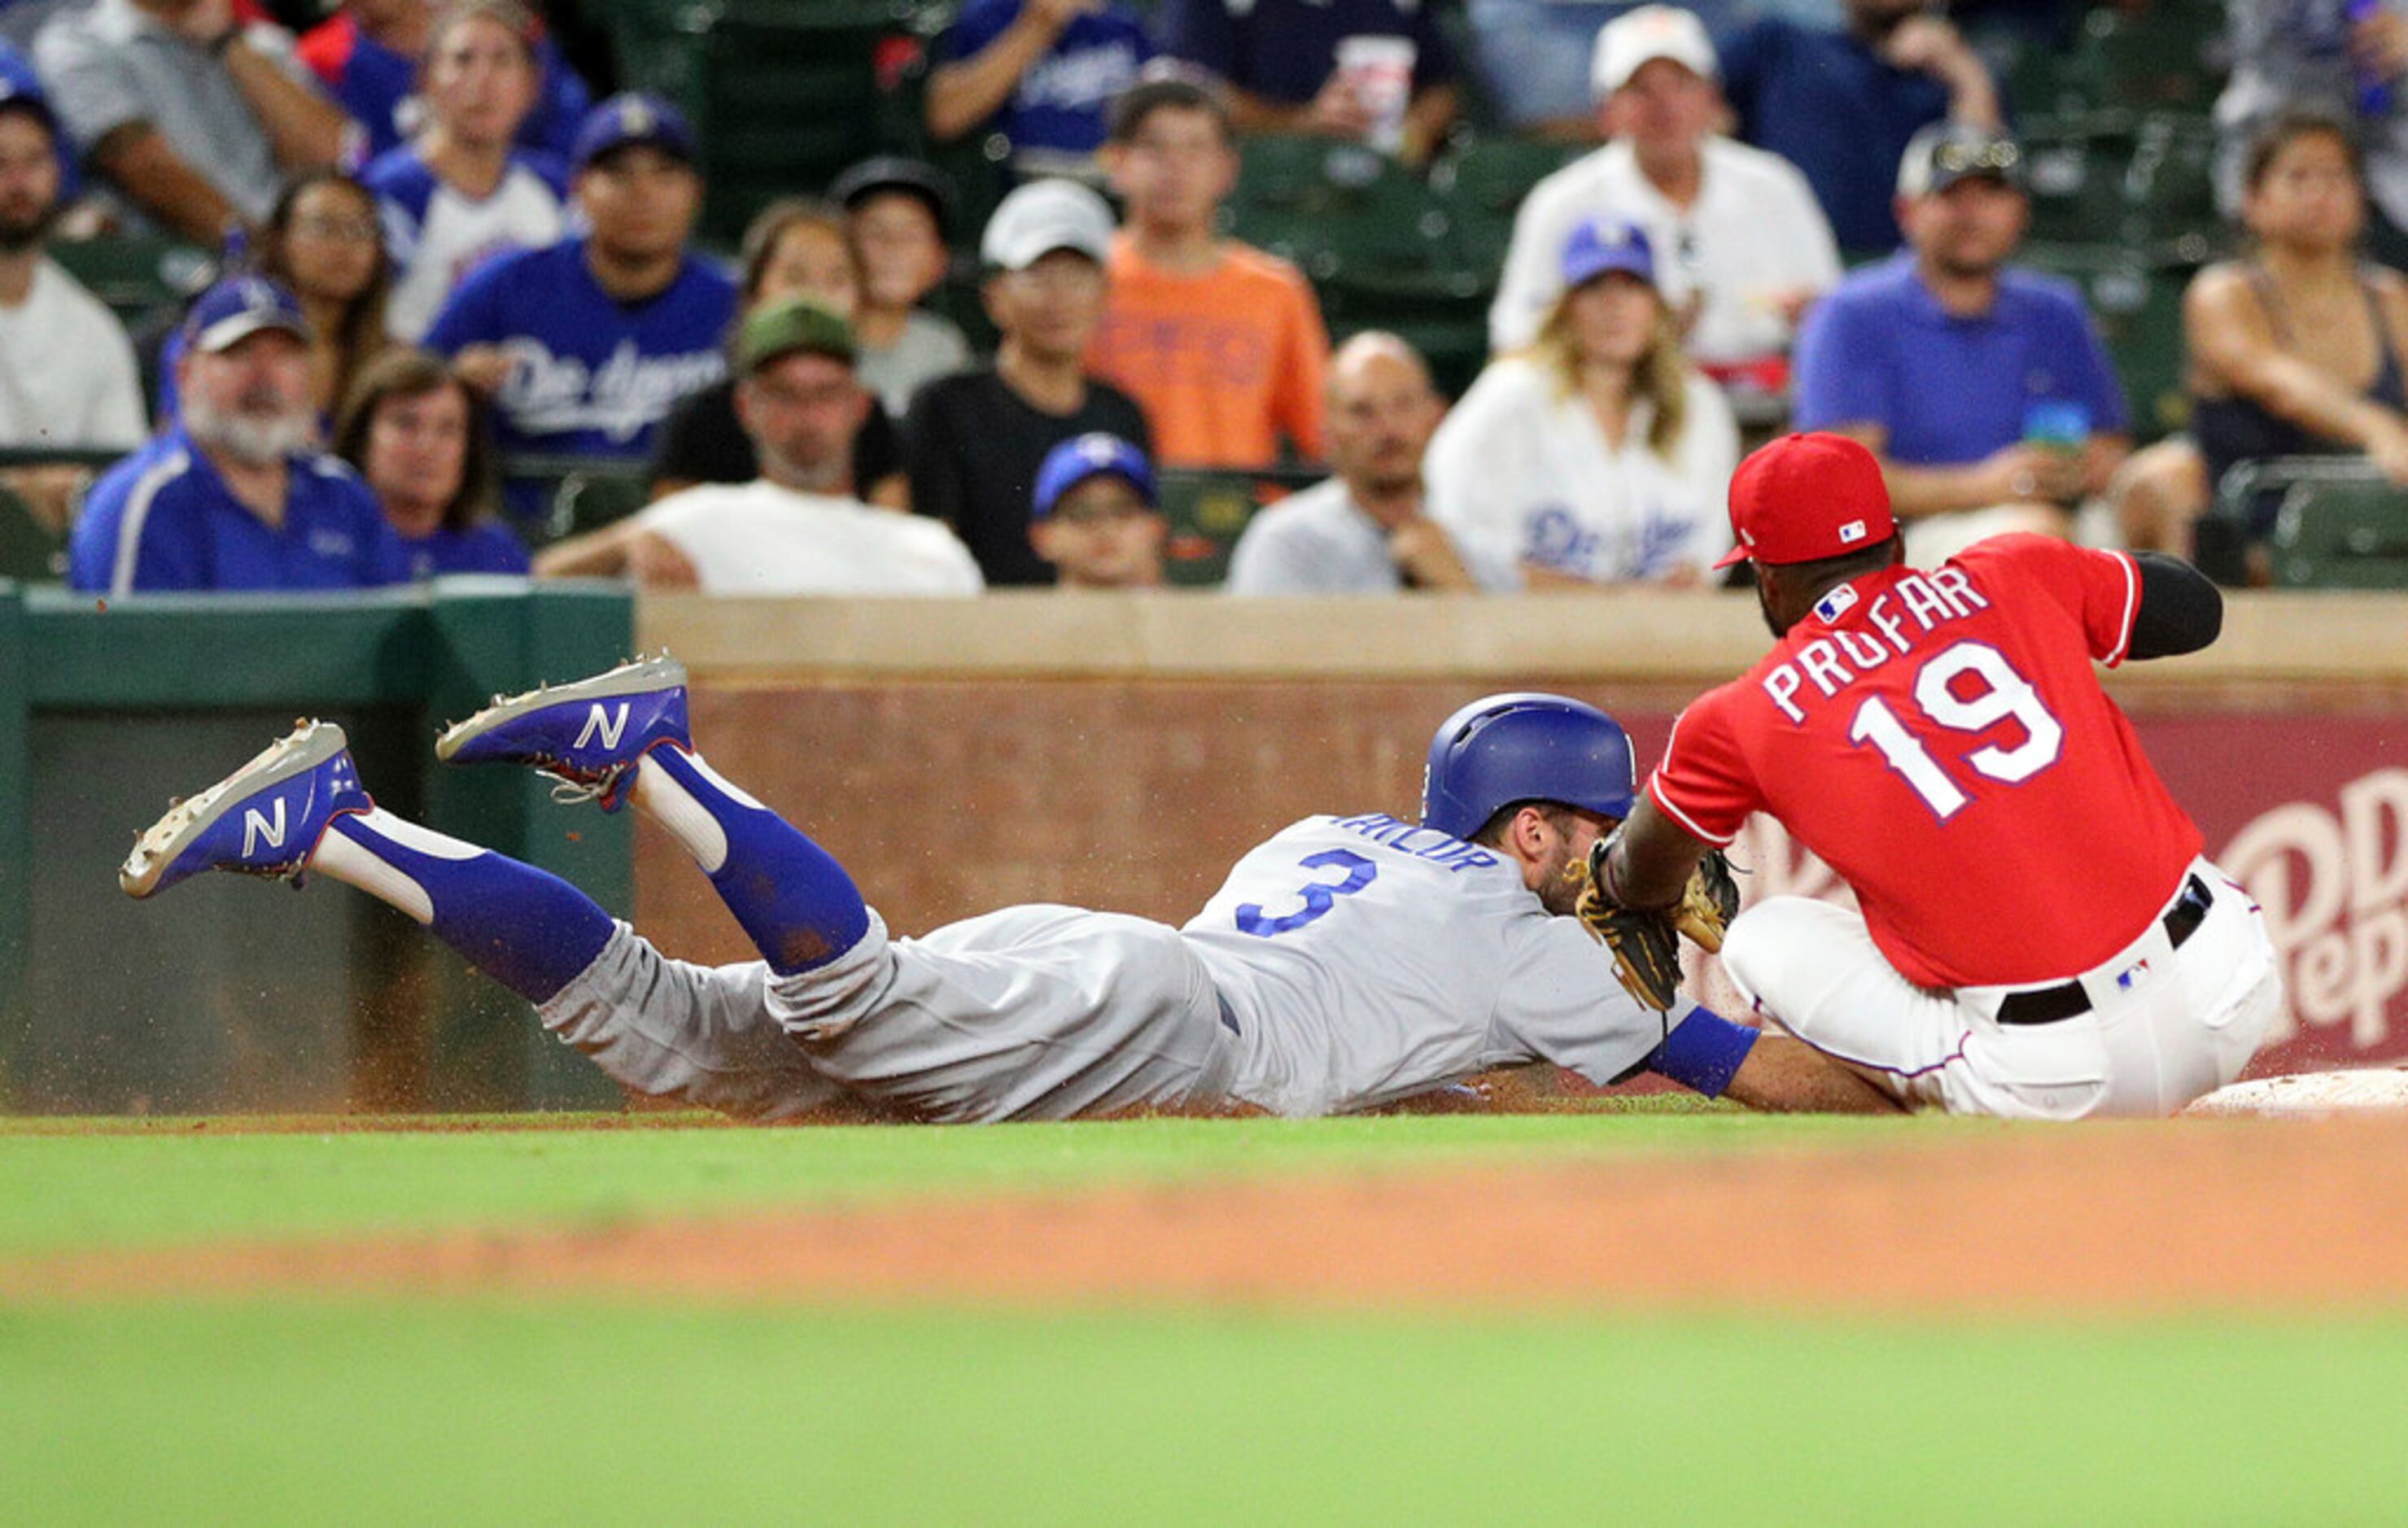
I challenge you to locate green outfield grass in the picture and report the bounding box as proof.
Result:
[5,1302,2406,1523]
[7,1111,2399,1523]
[0,1106,1967,1256]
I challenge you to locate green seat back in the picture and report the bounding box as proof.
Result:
[2269,476,2408,589]
[1155,466,1318,587]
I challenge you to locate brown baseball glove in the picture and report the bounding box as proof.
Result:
[1575,840,1683,1012]
[1672,849,1742,954]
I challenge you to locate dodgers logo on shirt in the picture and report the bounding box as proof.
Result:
[496,338,728,443]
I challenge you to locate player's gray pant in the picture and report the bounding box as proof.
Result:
[538,904,1241,1123]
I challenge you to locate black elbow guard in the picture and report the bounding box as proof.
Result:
[2126,551,2223,660]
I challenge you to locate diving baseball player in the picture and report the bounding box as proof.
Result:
[116,668,1892,1120]
[1586,431,2282,1119]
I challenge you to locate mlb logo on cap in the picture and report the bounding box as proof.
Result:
[1715,433,1897,569]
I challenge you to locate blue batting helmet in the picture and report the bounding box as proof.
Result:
[1419,692,1637,840]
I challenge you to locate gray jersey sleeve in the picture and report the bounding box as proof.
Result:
[1492,918,1696,1087]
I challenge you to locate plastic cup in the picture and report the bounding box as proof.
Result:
[1335,35,1416,156]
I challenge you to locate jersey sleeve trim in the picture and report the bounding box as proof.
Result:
[110,448,191,596]
[2102,548,2139,669]
[1645,772,1738,848]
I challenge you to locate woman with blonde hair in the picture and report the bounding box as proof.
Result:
[1426,218,1737,587]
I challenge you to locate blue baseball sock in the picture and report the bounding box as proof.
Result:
[317,810,615,1004]
[634,744,869,976]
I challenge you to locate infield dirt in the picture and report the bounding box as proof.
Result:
[16,1115,2408,1312]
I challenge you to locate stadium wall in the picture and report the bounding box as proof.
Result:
[0,581,636,1114]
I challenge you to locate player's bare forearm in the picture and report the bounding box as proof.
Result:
[1598,794,1708,911]
[1724,1034,1905,1113]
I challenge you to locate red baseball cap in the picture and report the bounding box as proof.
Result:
[1714,432,1897,569]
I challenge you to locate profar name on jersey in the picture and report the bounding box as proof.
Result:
[1763,565,1992,725]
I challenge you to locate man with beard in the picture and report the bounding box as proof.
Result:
[69,277,409,594]
[1715,0,2004,255]
[1790,124,2129,566]
[0,74,146,535]
[1225,332,1509,593]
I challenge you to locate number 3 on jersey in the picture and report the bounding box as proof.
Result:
[1235,849,1378,936]
[1846,640,2064,820]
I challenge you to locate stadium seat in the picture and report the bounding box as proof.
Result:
[605,0,933,244]
[1431,134,1591,281]
[2020,114,2143,250]
[2018,242,2195,441]
[2126,112,2225,263]
[47,235,212,329]
[0,482,65,583]
[503,456,656,545]
[2235,462,2408,589]
[2072,1,2227,114]
[1154,465,1318,587]
[1226,136,1465,290]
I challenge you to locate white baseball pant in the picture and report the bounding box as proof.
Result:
[1717,857,2281,1118]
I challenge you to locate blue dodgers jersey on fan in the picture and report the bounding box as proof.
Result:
[68,427,413,594]
[422,238,736,461]
[397,522,533,578]
[941,0,1153,155]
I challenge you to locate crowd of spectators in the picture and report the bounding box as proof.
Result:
[1,0,2401,601]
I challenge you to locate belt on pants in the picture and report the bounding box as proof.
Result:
[1994,874,2214,1026]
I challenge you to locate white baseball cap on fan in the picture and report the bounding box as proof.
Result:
[1591,6,1719,101]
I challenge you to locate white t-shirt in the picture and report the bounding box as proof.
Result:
[0,257,147,450]
[1423,355,1737,584]
[1487,136,1842,366]
[1182,812,1693,1118]
[1223,477,1522,594]
[368,146,571,343]
[634,478,985,595]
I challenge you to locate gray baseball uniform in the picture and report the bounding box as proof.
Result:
[537,810,1691,1122]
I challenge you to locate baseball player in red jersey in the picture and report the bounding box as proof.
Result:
[1591,433,2282,1117]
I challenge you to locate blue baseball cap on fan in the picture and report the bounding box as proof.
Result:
[572,93,697,172]
[1033,433,1156,517]
[1560,218,1657,290]
[0,63,58,137]
[181,276,312,353]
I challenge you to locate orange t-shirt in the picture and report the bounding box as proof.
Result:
[1087,235,1330,469]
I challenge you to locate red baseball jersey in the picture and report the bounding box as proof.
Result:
[1649,534,2202,988]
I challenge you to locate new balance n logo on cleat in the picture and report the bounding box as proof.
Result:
[575,702,630,751]
[242,797,288,858]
